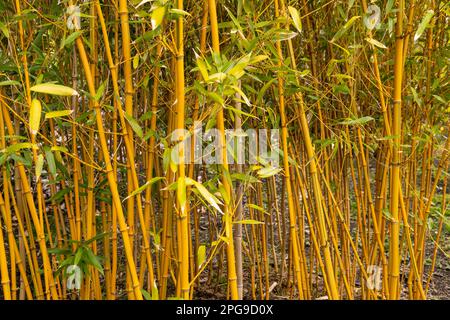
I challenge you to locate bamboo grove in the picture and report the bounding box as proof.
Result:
[0,0,448,300]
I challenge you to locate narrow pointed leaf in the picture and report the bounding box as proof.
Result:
[31,83,78,96]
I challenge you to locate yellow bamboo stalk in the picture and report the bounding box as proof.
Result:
[71,23,143,299]
[207,0,239,300]
[173,0,190,300]
[388,0,405,299]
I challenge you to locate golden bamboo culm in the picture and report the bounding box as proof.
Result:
[0,0,448,301]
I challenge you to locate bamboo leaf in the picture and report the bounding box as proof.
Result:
[196,56,209,81]
[247,203,266,213]
[124,113,143,138]
[74,247,84,266]
[272,29,298,41]
[0,80,20,87]
[231,173,260,183]
[94,80,107,102]
[141,289,151,300]
[331,16,360,42]
[45,109,73,119]
[29,99,42,135]
[30,83,78,96]
[197,245,206,269]
[2,143,34,154]
[225,106,257,119]
[365,37,387,49]
[0,21,9,38]
[169,8,191,17]
[414,10,434,42]
[51,146,68,153]
[151,6,166,30]
[230,85,251,106]
[48,247,71,255]
[186,177,223,214]
[233,219,264,225]
[123,177,164,201]
[45,149,57,177]
[151,282,159,300]
[288,6,302,33]
[84,247,104,275]
[133,54,139,70]
[257,166,282,178]
[84,232,109,245]
[35,154,44,182]
[249,55,269,64]
[339,116,374,125]
[63,30,83,48]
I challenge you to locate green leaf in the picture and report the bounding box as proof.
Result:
[45,149,57,177]
[432,95,446,105]
[339,116,374,125]
[124,113,143,138]
[249,55,268,64]
[414,10,434,42]
[272,30,298,41]
[233,219,264,225]
[0,80,20,87]
[133,54,140,70]
[82,233,109,246]
[74,247,84,265]
[51,146,68,153]
[231,173,259,183]
[386,0,395,14]
[0,154,8,166]
[196,56,209,81]
[257,166,282,178]
[247,203,266,213]
[123,177,165,201]
[257,79,276,105]
[151,281,159,300]
[48,247,71,255]
[35,154,44,182]
[410,87,423,107]
[3,142,34,154]
[84,247,104,275]
[169,8,191,17]
[30,83,78,96]
[186,177,223,214]
[208,72,227,82]
[0,21,9,38]
[94,80,107,102]
[141,289,152,300]
[48,188,71,203]
[365,37,387,49]
[218,183,230,206]
[230,85,251,106]
[288,6,302,32]
[331,16,360,42]
[45,109,73,119]
[333,84,350,95]
[197,245,206,269]
[151,6,166,30]
[225,106,257,119]
[29,99,42,135]
[63,31,83,48]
